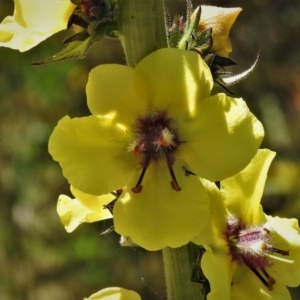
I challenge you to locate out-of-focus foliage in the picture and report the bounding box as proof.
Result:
[0,0,300,299]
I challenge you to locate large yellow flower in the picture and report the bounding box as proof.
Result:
[84,287,141,300]
[0,0,75,52]
[197,6,242,57]
[49,48,264,250]
[192,149,300,299]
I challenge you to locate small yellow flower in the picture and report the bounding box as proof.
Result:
[0,0,75,52]
[49,48,263,250]
[84,287,141,300]
[197,6,242,57]
[192,149,300,299]
[57,186,114,232]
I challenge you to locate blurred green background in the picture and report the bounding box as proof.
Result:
[0,0,300,299]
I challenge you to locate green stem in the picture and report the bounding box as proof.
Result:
[117,0,168,67]
[162,243,205,300]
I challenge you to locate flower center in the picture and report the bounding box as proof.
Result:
[225,213,289,291]
[128,111,181,193]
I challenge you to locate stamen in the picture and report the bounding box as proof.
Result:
[163,148,181,191]
[171,180,181,191]
[244,261,270,290]
[261,268,276,291]
[272,248,289,256]
[265,253,294,264]
[153,128,176,150]
[132,167,147,193]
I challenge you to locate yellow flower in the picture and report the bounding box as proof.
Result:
[49,48,263,250]
[197,6,242,57]
[57,186,114,232]
[0,0,75,52]
[192,149,300,299]
[84,287,141,300]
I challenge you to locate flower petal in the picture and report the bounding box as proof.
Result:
[177,94,264,182]
[114,163,210,250]
[87,64,148,126]
[191,179,227,247]
[71,186,115,215]
[222,149,276,224]
[48,115,136,195]
[201,248,233,300]
[266,216,300,287]
[231,264,291,300]
[198,6,242,57]
[84,287,141,300]
[135,48,213,120]
[57,194,112,232]
[0,0,75,52]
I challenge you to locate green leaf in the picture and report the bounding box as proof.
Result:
[32,37,93,65]
[32,23,118,65]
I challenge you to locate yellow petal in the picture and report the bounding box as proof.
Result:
[71,186,115,214]
[84,287,141,300]
[57,194,112,233]
[48,115,136,195]
[135,48,213,120]
[222,149,276,224]
[265,216,300,287]
[114,163,210,250]
[0,0,75,51]
[191,179,227,247]
[87,64,148,126]
[201,248,234,300]
[198,6,242,57]
[231,264,291,300]
[177,94,264,182]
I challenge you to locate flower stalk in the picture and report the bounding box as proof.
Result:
[162,244,205,300]
[117,0,168,66]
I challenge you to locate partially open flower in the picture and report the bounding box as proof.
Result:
[197,6,242,57]
[192,149,300,299]
[0,0,75,51]
[84,287,141,300]
[57,186,115,232]
[49,48,263,250]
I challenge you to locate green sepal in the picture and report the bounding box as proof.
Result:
[177,5,201,50]
[191,28,213,54]
[32,23,117,65]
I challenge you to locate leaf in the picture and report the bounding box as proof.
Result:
[32,22,118,65]
[32,37,93,65]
